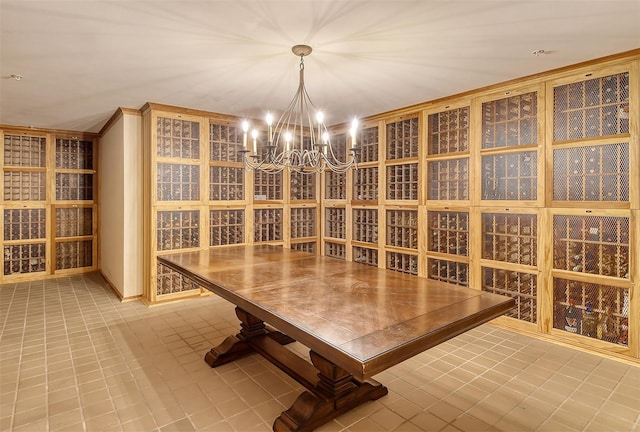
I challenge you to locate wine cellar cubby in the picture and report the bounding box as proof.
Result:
[254,208,283,243]
[482,267,537,323]
[210,209,244,246]
[56,138,93,170]
[353,246,378,267]
[386,251,418,275]
[157,163,200,201]
[428,106,470,155]
[254,171,283,201]
[4,172,46,201]
[325,171,346,200]
[290,207,316,239]
[386,163,418,201]
[427,210,469,256]
[353,208,378,244]
[4,243,46,276]
[156,262,200,296]
[55,240,93,270]
[290,171,316,201]
[386,116,419,159]
[353,167,379,201]
[386,209,418,250]
[482,213,537,267]
[553,142,629,203]
[552,214,629,279]
[553,278,629,346]
[156,210,200,251]
[4,208,46,241]
[325,207,346,239]
[156,117,200,159]
[210,166,243,200]
[210,122,243,162]
[55,207,93,238]
[428,258,468,286]
[291,241,317,254]
[359,125,379,163]
[482,92,537,149]
[481,151,537,201]
[325,242,346,260]
[427,158,469,201]
[4,134,46,167]
[553,72,629,142]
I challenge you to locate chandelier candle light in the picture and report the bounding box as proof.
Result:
[239,45,359,173]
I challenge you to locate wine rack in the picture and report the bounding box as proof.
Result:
[4,244,46,275]
[482,213,537,266]
[4,134,46,167]
[386,163,418,200]
[55,240,92,270]
[210,166,243,200]
[325,208,346,239]
[157,262,199,295]
[427,211,469,256]
[325,171,346,200]
[386,209,418,249]
[156,117,200,159]
[553,72,630,141]
[55,173,94,201]
[56,138,93,170]
[156,163,200,201]
[210,209,244,246]
[55,207,92,237]
[254,208,283,242]
[353,246,378,267]
[553,142,629,202]
[353,209,378,244]
[331,133,348,162]
[386,116,419,159]
[156,210,200,251]
[254,171,282,200]
[428,106,470,155]
[481,151,537,200]
[291,242,316,254]
[353,167,379,201]
[427,258,468,287]
[386,251,418,275]
[359,126,379,163]
[482,267,537,323]
[4,209,46,241]
[291,171,316,201]
[482,92,537,149]
[210,122,243,162]
[4,172,46,201]
[553,214,629,279]
[290,207,316,239]
[325,242,346,260]
[427,158,469,201]
[553,278,629,346]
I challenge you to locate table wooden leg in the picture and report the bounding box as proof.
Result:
[273,351,388,432]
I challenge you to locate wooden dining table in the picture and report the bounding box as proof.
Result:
[157,245,515,431]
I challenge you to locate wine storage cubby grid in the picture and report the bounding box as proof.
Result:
[428,211,469,256]
[254,208,282,242]
[483,213,537,266]
[325,242,345,260]
[482,267,537,323]
[553,72,630,142]
[210,166,243,200]
[290,207,316,239]
[387,163,418,200]
[291,242,316,254]
[359,126,379,163]
[353,209,378,244]
[291,172,316,201]
[428,106,470,155]
[254,171,282,200]
[353,246,378,267]
[553,277,629,346]
[353,167,379,201]
[4,135,46,167]
[481,151,537,200]
[325,171,346,200]
[210,209,244,246]
[428,258,468,287]
[4,209,46,240]
[157,262,199,295]
[331,133,348,162]
[156,117,200,159]
[157,164,199,201]
[553,143,629,202]
[210,123,242,162]
[386,251,418,275]
[553,215,629,279]
[55,173,93,201]
[55,138,93,169]
[55,240,92,270]
[482,92,537,149]
[4,172,46,201]
[4,244,46,275]
[427,158,469,201]
[386,210,418,249]
[387,117,419,159]
[55,207,92,238]
[325,208,346,239]
[157,210,200,251]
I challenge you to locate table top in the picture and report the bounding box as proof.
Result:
[158,245,515,381]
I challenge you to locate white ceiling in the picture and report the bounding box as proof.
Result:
[1,0,639,133]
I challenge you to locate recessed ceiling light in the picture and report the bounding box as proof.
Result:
[531,50,546,56]
[10,74,23,80]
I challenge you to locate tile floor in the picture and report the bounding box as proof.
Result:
[1,273,639,432]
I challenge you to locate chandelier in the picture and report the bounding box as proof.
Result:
[239,45,358,173]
